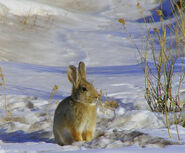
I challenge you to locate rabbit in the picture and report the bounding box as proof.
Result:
[53,61,99,145]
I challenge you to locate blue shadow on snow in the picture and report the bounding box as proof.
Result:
[0,130,54,143]
[136,0,177,23]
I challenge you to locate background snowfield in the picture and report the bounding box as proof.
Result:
[0,0,184,152]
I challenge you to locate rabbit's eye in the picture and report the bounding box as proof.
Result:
[82,87,87,92]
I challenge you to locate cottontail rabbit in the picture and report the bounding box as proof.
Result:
[53,62,99,145]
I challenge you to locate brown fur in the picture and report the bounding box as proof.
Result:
[53,62,98,145]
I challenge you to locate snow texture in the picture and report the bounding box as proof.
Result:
[0,0,184,152]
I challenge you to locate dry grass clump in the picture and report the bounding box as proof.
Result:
[143,0,185,113]
[119,0,185,113]
[2,116,27,124]
[46,84,59,117]
[98,89,119,115]
[0,8,54,30]
[19,12,54,29]
[0,66,11,116]
[174,0,185,12]
[119,0,185,139]
[20,13,39,27]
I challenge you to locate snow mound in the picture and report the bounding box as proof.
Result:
[0,95,184,152]
[36,0,112,13]
[109,110,165,130]
[0,0,59,16]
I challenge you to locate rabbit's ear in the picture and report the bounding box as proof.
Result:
[67,65,80,88]
[78,61,86,80]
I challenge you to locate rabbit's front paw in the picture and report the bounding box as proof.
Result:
[82,131,93,142]
[71,130,83,141]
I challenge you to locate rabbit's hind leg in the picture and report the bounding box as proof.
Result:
[55,128,74,145]
[61,128,74,144]
[54,130,64,146]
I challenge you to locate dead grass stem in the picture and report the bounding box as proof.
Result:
[119,0,185,139]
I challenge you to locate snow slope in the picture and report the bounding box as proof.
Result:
[0,62,184,153]
[0,0,184,152]
[0,0,155,67]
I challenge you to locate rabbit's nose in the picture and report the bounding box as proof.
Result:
[94,90,99,98]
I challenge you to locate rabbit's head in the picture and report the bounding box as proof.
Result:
[67,62,99,104]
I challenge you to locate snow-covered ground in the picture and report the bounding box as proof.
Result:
[0,0,184,152]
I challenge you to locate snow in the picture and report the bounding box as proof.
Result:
[0,0,184,152]
[0,0,62,16]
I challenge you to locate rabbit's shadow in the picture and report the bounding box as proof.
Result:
[0,129,54,143]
